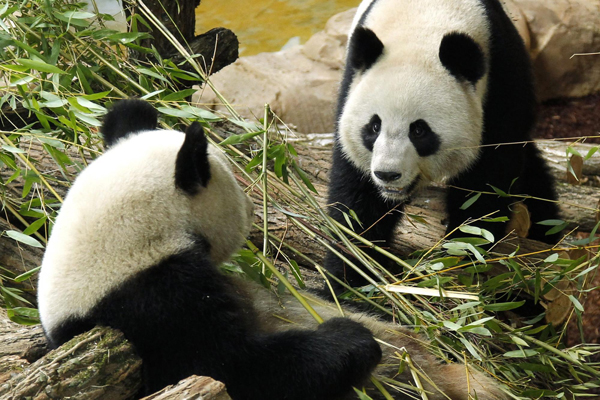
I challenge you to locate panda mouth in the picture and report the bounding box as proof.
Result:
[379,177,420,200]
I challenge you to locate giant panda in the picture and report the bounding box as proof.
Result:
[326,0,560,287]
[38,99,505,399]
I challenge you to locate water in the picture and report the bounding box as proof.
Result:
[195,0,360,56]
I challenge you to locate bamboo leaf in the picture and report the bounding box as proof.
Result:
[5,230,44,248]
[16,58,66,74]
[460,192,481,210]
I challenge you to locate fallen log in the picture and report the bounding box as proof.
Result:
[140,375,231,400]
[249,136,600,267]
[0,308,231,400]
[0,324,142,400]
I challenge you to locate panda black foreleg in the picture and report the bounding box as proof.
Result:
[233,318,382,400]
[325,144,405,291]
[519,144,561,243]
[446,144,561,244]
[445,146,526,243]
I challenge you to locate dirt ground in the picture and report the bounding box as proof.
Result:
[534,92,600,143]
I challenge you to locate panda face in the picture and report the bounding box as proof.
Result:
[339,64,483,201]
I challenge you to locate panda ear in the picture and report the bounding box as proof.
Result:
[175,122,211,194]
[439,32,485,84]
[101,99,158,148]
[349,27,384,71]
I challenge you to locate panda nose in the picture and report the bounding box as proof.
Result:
[374,171,402,182]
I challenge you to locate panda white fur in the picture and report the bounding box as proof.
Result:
[38,99,505,399]
[326,0,560,287]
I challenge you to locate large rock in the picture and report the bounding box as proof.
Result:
[195,1,600,133]
[194,10,353,133]
[514,0,600,100]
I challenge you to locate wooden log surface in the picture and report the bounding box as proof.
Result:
[0,308,230,400]
[140,375,231,400]
[0,324,142,400]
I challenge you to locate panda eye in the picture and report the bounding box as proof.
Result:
[371,121,381,134]
[369,115,382,135]
[409,120,431,139]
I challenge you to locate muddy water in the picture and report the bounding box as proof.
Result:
[195,0,359,55]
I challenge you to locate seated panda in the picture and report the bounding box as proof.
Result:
[326,0,561,288]
[38,99,505,399]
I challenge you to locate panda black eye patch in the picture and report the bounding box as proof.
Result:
[361,114,381,152]
[409,119,440,157]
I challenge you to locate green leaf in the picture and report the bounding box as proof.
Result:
[180,105,220,121]
[107,32,152,44]
[503,349,539,358]
[568,295,584,312]
[459,337,482,361]
[14,266,41,283]
[288,260,305,289]
[459,225,482,236]
[460,192,481,210]
[220,130,264,146]
[52,10,94,27]
[545,222,568,236]
[544,253,559,263]
[484,301,525,312]
[443,320,462,331]
[482,216,510,223]
[458,326,492,336]
[1,145,25,154]
[353,389,374,400]
[481,229,494,243]
[537,219,566,226]
[76,97,106,113]
[22,216,47,236]
[5,230,44,248]
[82,91,112,101]
[157,107,195,119]
[450,301,481,311]
[488,184,509,197]
[16,58,65,74]
[138,68,171,84]
[162,89,198,102]
[61,10,96,19]
[292,161,317,194]
[584,146,598,160]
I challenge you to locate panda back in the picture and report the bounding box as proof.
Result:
[37,131,196,339]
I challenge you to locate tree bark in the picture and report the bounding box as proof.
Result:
[131,0,239,78]
[0,324,142,400]
[140,375,231,400]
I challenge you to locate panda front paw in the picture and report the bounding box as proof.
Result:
[317,318,382,382]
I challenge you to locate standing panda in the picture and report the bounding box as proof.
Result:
[38,99,505,399]
[326,0,560,287]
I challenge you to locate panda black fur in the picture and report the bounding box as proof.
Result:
[327,0,560,287]
[38,99,506,399]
